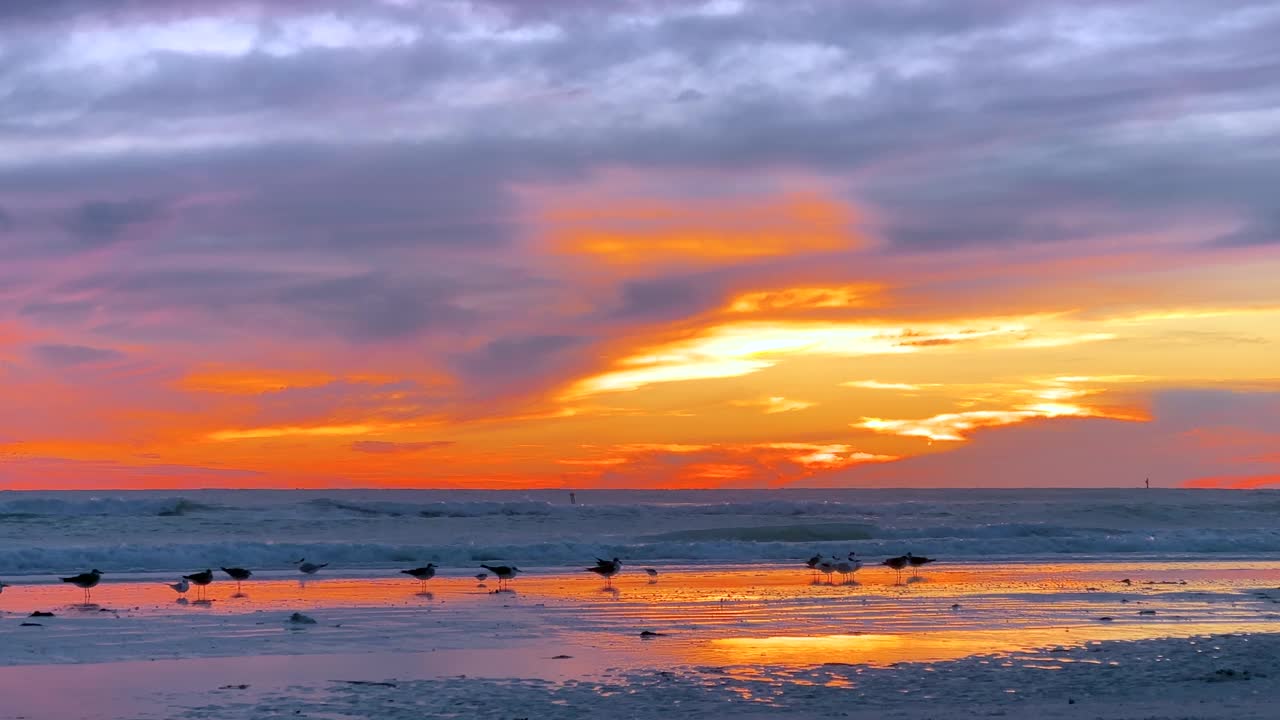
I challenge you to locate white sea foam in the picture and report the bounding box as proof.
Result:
[1,488,1277,575]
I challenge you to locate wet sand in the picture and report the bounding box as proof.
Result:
[1,559,1278,718]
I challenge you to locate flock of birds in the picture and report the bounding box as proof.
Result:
[0,553,929,604]
[35,559,589,602]
[806,551,935,584]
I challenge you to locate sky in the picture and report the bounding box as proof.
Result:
[1,0,1278,490]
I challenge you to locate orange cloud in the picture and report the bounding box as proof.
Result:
[732,396,815,414]
[545,190,862,265]
[565,315,1110,398]
[207,422,407,441]
[856,402,1145,442]
[843,380,939,391]
[179,367,338,394]
[757,443,898,468]
[727,284,881,313]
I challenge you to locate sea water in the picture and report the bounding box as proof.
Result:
[1,488,1277,575]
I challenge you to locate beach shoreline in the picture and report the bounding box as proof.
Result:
[2,560,1278,718]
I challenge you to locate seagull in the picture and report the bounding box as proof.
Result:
[836,552,863,583]
[183,569,214,600]
[883,555,908,584]
[906,552,935,578]
[587,557,623,588]
[221,567,252,594]
[475,572,489,584]
[164,578,190,596]
[480,564,519,589]
[643,568,658,582]
[817,556,838,583]
[61,569,103,603]
[297,560,328,576]
[805,553,823,578]
[401,564,437,589]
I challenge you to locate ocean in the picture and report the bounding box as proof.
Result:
[2,488,1278,576]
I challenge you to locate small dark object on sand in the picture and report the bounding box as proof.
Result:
[551,655,573,659]
[288,612,317,624]
[1138,609,1157,615]
[29,611,54,617]
[20,622,42,627]
[1097,616,1114,622]
[640,630,667,637]
[219,685,250,690]
[339,680,397,688]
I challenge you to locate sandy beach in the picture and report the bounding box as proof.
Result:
[3,559,1278,718]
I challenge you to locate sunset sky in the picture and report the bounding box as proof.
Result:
[1,0,1278,490]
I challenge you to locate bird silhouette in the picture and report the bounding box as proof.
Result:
[480,564,519,589]
[221,567,252,594]
[183,569,214,600]
[401,564,436,589]
[586,558,623,588]
[61,570,103,603]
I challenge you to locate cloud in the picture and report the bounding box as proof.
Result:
[274,274,471,342]
[822,389,1280,487]
[1,1,1278,487]
[350,440,455,454]
[30,343,124,367]
[733,396,815,414]
[64,199,161,247]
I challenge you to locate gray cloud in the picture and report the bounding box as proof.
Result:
[1210,211,1280,248]
[0,0,1276,398]
[274,273,472,342]
[612,275,724,321]
[30,343,124,367]
[65,199,162,246]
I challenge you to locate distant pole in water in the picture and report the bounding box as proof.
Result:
[1145,477,1150,489]
[570,491,577,505]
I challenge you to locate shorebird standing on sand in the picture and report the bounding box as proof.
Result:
[61,569,102,603]
[805,554,822,578]
[183,569,214,600]
[401,564,437,589]
[836,552,863,583]
[587,558,623,588]
[297,560,328,576]
[221,567,252,594]
[643,568,659,582]
[906,552,935,578]
[883,555,908,584]
[475,572,488,585]
[164,578,190,597]
[480,564,519,590]
[817,556,838,583]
